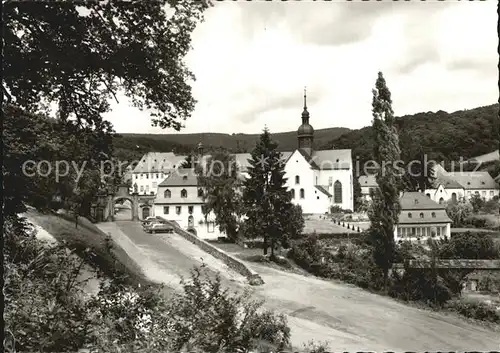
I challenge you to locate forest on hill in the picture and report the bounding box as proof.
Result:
[321,104,499,166]
[113,127,350,161]
[113,104,499,168]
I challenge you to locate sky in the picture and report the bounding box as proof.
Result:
[105,1,498,135]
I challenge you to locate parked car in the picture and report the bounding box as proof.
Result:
[147,223,174,234]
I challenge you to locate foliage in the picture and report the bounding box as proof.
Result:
[444,299,500,323]
[4,215,291,353]
[445,199,473,227]
[353,174,363,211]
[400,150,436,192]
[438,232,500,260]
[469,194,485,214]
[322,104,499,168]
[368,72,402,290]
[197,150,244,241]
[281,204,305,247]
[3,1,211,129]
[242,127,296,259]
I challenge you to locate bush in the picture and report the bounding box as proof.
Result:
[4,215,292,353]
[445,299,500,323]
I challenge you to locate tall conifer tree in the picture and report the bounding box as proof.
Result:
[242,127,294,258]
[368,72,402,290]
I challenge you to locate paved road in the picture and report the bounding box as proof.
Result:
[101,221,500,351]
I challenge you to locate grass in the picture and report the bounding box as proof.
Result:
[25,208,151,288]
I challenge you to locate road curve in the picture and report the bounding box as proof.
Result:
[101,221,500,351]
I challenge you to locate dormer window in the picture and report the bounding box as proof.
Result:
[419,212,424,218]
[467,182,471,185]
[336,159,339,163]
[414,199,419,204]
[408,212,412,218]
[431,212,436,218]
[183,175,188,180]
[481,181,485,185]
[181,189,187,198]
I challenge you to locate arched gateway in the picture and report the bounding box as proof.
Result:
[91,185,155,222]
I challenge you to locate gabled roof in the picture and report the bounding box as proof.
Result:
[315,185,332,197]
[158,168,198,187]
[446,172,498,190]
[432,174,463,189]
[287,149,352,170]
[359,175,378,187]
[400,191,446,210]
[398,209,451,224]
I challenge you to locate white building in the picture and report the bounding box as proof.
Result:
[424,164,499,203]
[154,168,223,239]
[359,174,378,201]
[395,191,452,241]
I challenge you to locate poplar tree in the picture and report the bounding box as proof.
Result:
[368,72,402,290]
[242,127,295,259]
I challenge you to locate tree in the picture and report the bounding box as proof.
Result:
[180,154,195,169]
[282,204,305,248]
[353,174,363,212]
[3,1,211,129]
[197,150,244,242]
[401,149,436,192]
[446,200,473,227]
[243,127,294,259]
[469,193,484,214]
[368,72,402,291]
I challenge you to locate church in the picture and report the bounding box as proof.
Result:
[132,90,354,222]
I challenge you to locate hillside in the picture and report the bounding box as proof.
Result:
[321,104,499,165]
[113,127,350,161]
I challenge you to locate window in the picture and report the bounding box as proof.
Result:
[140,174,144,179]
[156,173,159,179]
[135,174,138,179]
[439,197,444,204]
[183,175,188,180]
[146,185,150,193]
[188,206,194,214]
[437,227,441,236]
[482,191,486,197]
[146,174,149,179]
[291,189,295,199]
[328,177,333,186]
[181,189,187,198]
[140,185,144,192]
[163,206,169,214]
[411,227,416,236]
[317,196,319,200]
[164,189,171,198]
[490,191,494,196]
[408,212,412,218]
[451,193,457,203]
[152,182,157,188]
[295,175,300,184]
[176,206,181,215]
[300,188,305,199]
[315,176,318,185]
[333,181,342,203]
[426,193,430,198]
[419,212,424,218]
[198,188,204,197]
[431,212,436,218]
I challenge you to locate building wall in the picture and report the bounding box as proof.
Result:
[394,222,451,241]
[361,186,377,201]
[324,169,353,211]
[132,171,170,195]
[464,188,499,201]
[424,186,465,204]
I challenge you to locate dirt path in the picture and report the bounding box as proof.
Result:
[103,221,500,351]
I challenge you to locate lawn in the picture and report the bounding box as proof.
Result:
[24,208,150,287]
[303,217,358,234]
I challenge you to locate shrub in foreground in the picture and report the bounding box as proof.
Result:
[445,299,500,323]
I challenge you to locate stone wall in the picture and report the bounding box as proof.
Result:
[172,225,264,285]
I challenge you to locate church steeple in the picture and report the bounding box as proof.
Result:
[297,86,314,156]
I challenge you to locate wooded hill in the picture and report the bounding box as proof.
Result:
[114,104,499,166]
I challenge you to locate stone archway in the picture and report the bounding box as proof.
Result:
[96,185,156,222]
[142,207,151,219]
[113,197,134,221]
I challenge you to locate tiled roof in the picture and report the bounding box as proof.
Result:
[432,174,463,189]
[400,191,445,210]
[398,209,451,224]
[315,185,332,197]
[447,172,498,190]
[359,175,378,187]
[158,168,198,187]
[285,149,352,170]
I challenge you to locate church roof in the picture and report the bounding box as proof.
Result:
[315,185,332,197]
[288,149,352,170]
[132,152,191,173]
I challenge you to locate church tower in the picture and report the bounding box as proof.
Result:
[297,87,314,156]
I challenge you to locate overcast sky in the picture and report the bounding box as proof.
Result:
[105,1,497,135]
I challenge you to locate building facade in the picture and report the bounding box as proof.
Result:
[359,174,378,201]
[395,192,452,241]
